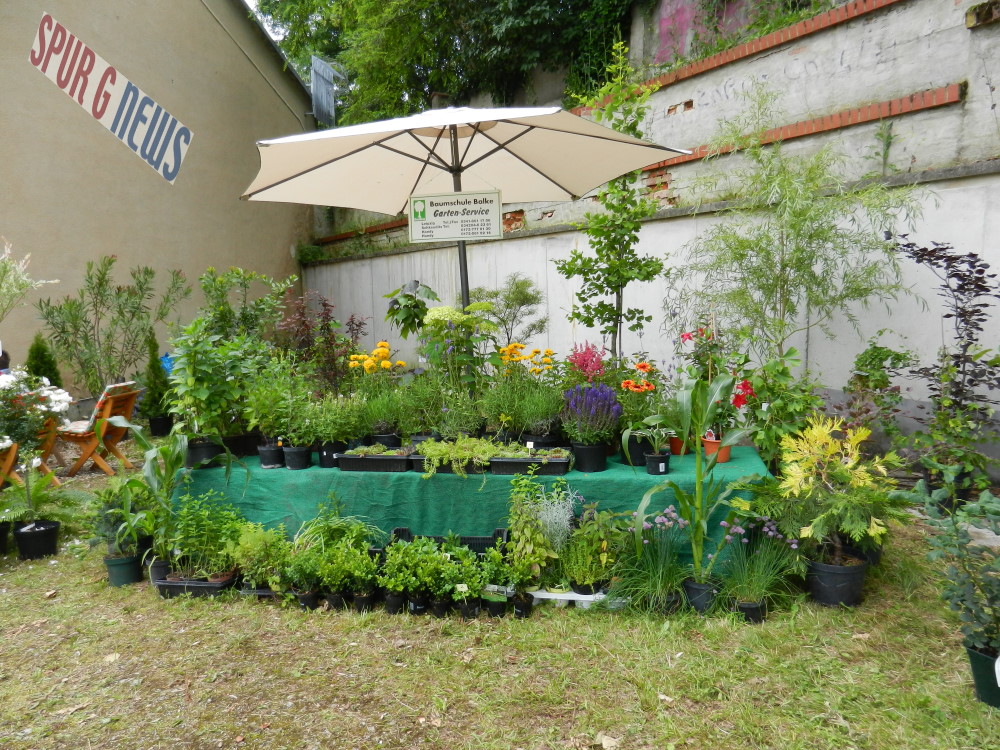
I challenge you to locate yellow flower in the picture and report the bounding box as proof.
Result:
[349,361,360,368]
[544,349,555,356]
[373,346,390,360]
[530,348,541,356]
[541,357,552,364]
[396,360,406,368]
[380,360,392,370]
[363,360,376,373]
[529,367,542,375]
[377,340,390,348]
[544,365,552,370]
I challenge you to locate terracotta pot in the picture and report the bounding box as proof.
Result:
[701,437,731,463]
[668,436,688,456]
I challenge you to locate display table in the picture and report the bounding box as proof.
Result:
[183,447,768,538]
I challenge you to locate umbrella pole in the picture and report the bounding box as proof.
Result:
[450,125,471,309]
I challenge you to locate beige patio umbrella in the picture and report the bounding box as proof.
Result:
[241,105,688,304]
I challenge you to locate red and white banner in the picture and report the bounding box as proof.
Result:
[28,12,192,184]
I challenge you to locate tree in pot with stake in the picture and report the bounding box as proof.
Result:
[900,472,1000,708]
[632,374,753,613]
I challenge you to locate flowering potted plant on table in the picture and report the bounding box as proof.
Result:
[560,383,621,473]
[617,359,663,465]
[703,377,755,463]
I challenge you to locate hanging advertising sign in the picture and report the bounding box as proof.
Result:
[408,191,502,243]
[28,12,193,184]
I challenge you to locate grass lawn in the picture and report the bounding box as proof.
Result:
[0,515,996,750]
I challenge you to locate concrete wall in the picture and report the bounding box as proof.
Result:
[0,0,313,392]
[308,0,1000,403]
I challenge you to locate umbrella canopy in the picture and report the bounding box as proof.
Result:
[243,105,687,214]
[241,105,689,302]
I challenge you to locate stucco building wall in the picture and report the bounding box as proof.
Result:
[0,0,313,392]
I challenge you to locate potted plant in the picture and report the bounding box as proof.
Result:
[364,390,402,447]
[413,436,499,477]
[314,393,366,467]
[228,522,291,596]
[395,374,445,444]
[633,374,752,613]
[748,413,912,607]
[479,546,512,617]
[504,470,558,591]
[378,540,418,614]
[244,354,299,469]
[490,445,572,475]
[560,502,626,596]
[407,536,443,615]
[169,318,268,465]
[436,389,483,441]
[720,533,796,623]
[449,549,484,620]
[1,465,74,560]
[606,508,686,614]
[137,333,174,437]
[617,359,663,463]
[621,415,673,475]
[912,475,1000,708]
[90,478,147,586]
[341,543,379,612]
[283,544,325,610]
[337,443,413,472]
[560,383,622,472]
[318,541,353,610]
[155,490,244,597]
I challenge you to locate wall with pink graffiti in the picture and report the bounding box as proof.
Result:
[649,0,751,64]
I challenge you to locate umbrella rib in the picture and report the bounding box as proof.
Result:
[465,124,578,198]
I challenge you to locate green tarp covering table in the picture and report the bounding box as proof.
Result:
[183,447,768,537]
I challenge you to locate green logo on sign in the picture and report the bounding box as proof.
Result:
[412,199,426,220]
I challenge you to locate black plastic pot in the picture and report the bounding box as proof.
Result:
[644,452,670,475]
[967,646,1000,708]
[384,592,406,614]
[0,521,10,556]
[324,592,349,611]
[682,579,717,614]
[155,576,236,599]
[735,600,767,624]
[430,598,450,618]
[372,433,402,448]
[258,444,285,469]
[222,432,260,458]
[659,592,683,615]
[105,555,143,587]
[806,557,867,607]
[353,591,377,613]
[458,599,480,620]
[318,441,346,468]
[148,415,174,437]
[570,581,600,596]
[185,440,224,468]
[483,597,508,617]
[571,442,608,473]
[296,591,321,610]
[512,594,534,619]
[408,593,429,615]
[521,433,558,449]
[337,454,411,472]
[148,558,171,584]
[489,457,571,476]
[13,520,60,560]
[622,435,653,466]
[283,445,312,470]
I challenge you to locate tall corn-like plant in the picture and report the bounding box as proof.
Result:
[36,255,190,395]
[634,374,751,583]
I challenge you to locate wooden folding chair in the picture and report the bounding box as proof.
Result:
[36,418,62,486]
[57,382,140,477]
[0,441,18,489]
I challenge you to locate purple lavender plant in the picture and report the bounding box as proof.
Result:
[561,383,622,444]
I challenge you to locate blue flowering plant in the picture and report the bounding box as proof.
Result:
[560,384,622,445]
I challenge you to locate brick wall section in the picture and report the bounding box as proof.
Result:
[317,217,408,245]
[652,83,966,169]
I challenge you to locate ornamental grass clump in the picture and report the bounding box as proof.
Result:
[561,383,621,445]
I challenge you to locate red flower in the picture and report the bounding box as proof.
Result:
[680,332,694,342]
[621,379,636,390]
[635,361,653,373]
[731,392,748,409]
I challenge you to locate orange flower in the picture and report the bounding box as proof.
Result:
[635,361,653,373]
[643,381,656,392]
[621,379,636,390]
